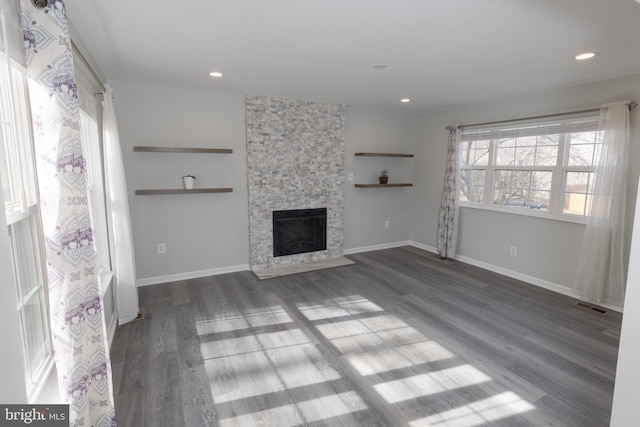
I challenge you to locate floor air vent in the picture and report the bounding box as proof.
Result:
[576,302,607,314]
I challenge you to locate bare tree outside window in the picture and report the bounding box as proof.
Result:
[460,140,489,203]
[459,119,600,219]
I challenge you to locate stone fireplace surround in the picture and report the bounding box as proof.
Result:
[245,96,346,272]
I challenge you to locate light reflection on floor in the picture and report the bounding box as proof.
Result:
[199,295,535,426]
[410,391,536,427]
[218,391,368,427]
[373,365,492,404]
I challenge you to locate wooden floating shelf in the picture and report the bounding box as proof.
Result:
[134,146,233,154]
[354,152,414,158]
[135,188,233,195]
[354,183,413,188]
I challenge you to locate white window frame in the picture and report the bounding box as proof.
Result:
[0,53,53,399]
[459,115,601,224]
[79,110,112,290]
[8,211,53,398]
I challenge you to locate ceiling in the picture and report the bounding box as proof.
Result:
[64,0,640,110]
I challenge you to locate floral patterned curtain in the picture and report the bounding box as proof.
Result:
[437,125,461,259]
[20,1,116,425]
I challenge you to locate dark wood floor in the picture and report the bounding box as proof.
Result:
[110,246,622,427]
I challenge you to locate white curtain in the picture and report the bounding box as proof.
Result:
[573,101,632,306]
[103,84,140,324]
[437,125,461,258]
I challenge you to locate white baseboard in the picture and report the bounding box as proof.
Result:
[452,253,622,313]
[408,241,438,254]
[454,253,573,294]
[118,313,139,325]
[344,240,413,255]
[133,242,623,313]
[136,264,250,287]
[404,241,623,313]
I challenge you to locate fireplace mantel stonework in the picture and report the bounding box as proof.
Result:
[245,96,345,271]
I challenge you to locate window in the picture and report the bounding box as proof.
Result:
[8,215,51,390]
[80,110,111,283]
[1,58,36,218]
[563,131,601,216]
[460,115,601,221]
[1,50,52,397]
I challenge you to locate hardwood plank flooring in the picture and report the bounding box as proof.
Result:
[111,247,621,426]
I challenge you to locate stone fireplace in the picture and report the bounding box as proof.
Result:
[245,96,345,271]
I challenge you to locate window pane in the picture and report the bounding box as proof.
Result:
[535,145,558,166]
[460,169,485,203]
[495,141,516,165]
[19,290,48,381]
[11,68,36,207]
[1,65,36,210]
[567,131,600,167]
[496,134,559,167]
[494,170,551,210]
[0,60,17,206]
[529,191,551,210]
[460,140,490,166]
[564,171,594,215]
[9,216,43,299]
[0,123,12,203]
[8,214,50,388]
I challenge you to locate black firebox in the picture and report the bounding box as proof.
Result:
[273,208,327,257]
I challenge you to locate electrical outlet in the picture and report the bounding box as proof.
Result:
[384,220,390,229]
[157,243,166,254]
[510,246,518,256]
[348,172,354,181]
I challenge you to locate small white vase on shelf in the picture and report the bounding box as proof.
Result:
[182,175,196,189]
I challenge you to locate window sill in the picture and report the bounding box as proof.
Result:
[459,202,588,225]
[5,203,38,225]
[27,355,57,404]
[100,270,114,297]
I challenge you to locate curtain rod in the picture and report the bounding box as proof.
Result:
[456,102,637,129]
[70,39,103,90]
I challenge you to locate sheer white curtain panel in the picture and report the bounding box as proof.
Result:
[573,101,632,306]
[103,84,139,324]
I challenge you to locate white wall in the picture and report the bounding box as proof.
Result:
[112,88,421,281]
[111,81,250,283]
[412,73,640,294]
[611,178,640,426]
[110,73,640,295]
[86,68,640,424]
[344,106,417,250]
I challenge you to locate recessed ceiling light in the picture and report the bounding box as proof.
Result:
[373,64,388,69]
[400,98,411,103]
[574,52,596,61]
[209,71,223,77]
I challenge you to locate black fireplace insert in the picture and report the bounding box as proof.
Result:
[273,208,327,257]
